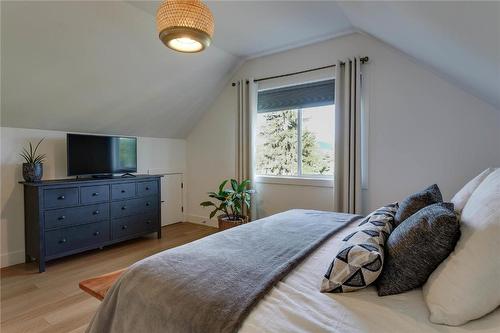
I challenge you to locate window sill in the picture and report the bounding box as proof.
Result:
[254,175,333,188]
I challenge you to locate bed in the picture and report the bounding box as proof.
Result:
[240,219,500,333]
[84,210,500,333]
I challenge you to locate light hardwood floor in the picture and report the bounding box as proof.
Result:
[0,222,218,333]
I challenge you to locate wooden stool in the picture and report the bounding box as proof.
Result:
[79,268,125,301]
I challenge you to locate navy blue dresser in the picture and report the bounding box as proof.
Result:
[21,175,162,272]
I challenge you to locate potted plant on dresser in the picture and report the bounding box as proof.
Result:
[200,179,254,230]
[20,138,46,182]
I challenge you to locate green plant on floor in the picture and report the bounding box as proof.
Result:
[200,179,254,220]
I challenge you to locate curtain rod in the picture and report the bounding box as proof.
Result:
[231,56,368,86]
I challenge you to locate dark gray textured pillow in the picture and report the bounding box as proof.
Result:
[395,184,443,226]
[377,202,460,296]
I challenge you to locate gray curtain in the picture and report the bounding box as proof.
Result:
[334,58,362,214]
[236,79,257,220]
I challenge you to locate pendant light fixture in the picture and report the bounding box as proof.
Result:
[156,0,215,53]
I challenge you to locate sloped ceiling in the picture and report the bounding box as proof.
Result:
[1,1,499,139]
[0,1,240,138]
[337,1,500,109]
[129,1,353,57]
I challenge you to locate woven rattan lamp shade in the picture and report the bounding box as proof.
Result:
[156,0,215,53]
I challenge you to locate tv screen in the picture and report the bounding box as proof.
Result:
[67,134,137,176]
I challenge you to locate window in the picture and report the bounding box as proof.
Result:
[255,79,335,181]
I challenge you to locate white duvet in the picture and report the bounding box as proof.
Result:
[240,220,500,333]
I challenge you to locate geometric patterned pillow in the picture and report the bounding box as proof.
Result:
[320,203,398,293]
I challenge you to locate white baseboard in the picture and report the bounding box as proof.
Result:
[1,249,25,268]
[185,214,218,228]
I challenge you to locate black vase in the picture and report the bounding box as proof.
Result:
[23,163,43,182]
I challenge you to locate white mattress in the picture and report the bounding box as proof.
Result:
[240,219,500,333]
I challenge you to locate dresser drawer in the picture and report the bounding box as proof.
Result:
[44,203,109,229]
[45,221,109,257]
[112,215,157,239]
[44,187,79,209]
[80,185,110,204]
[137,181,158,197]
[111,183,136,200]
[111,196,158,218]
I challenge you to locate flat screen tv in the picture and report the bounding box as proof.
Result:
[67,133,137,176]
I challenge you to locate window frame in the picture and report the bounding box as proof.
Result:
[254,73,336,187]
[254,174,334,188]
[255,103,335,185]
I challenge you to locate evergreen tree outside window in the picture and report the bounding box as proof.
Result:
[255,80,334,178]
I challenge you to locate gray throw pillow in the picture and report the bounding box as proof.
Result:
[395,184,443,226]
[377,202,460,296]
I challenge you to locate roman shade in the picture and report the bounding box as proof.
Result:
[257,79,334,113]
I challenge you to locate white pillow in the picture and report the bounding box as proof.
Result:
[451,168,495,214]
[423,168,500,326]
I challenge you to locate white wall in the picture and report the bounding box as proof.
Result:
[253,183,334,218]
[186,32,500,223]
[0,127,186,267]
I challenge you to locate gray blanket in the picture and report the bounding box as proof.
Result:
[86,209,359,333]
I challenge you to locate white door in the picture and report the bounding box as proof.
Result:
[161,174,184,226]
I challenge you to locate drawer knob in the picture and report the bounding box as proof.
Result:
[145,187,150,190]
[121,206,127,210]
[121,190,126,193]
[92,192,99,196]
[122,225,128,230]
[58,215,66,220]
[58,195,65,200]
[146,220,151,225]
[59,238,67,244]
[146,202,150,207]
[93,210,100,215]
[94,231,100,236]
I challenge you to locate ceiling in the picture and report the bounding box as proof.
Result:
[129,1,353,57]
[1,1,499,138]
[0,1,240,138]
[337,1,500,110]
